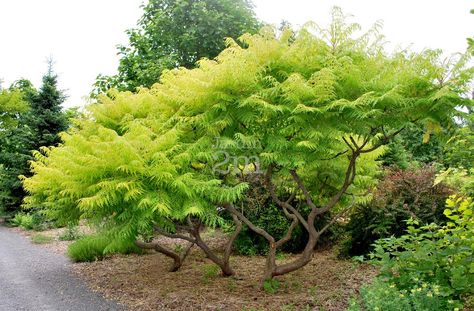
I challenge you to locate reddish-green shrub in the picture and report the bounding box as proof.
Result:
[341,165,453,257]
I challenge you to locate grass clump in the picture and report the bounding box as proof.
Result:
[67,234,142,262]
[31,233,54,244]
[67,235,109,262]
[202,264,220,283]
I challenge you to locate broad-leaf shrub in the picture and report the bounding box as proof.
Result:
[435,167,474,197]
[341,165,452,256]
[233,203,339,255]
[347,279,463,311]
[233,203,308,255]
[10,212,34,230]
[369,196,474,308]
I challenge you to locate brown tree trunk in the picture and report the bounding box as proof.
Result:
[134,240,191,272]
[262,243,277,282]
[189,215,242,277]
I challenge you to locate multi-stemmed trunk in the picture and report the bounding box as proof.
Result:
[135,213,242,276]
[140,131,397,284]
[134,239,194,272]
[225,133,388,283]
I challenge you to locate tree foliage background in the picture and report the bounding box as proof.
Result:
[94,0,261,93]
[0,66,69,211]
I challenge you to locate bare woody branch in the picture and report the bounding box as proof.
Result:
[223,202,275,243]
[265,165,309,230]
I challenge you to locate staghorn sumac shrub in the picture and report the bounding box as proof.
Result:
[341,165,452,257]
[23,8,472,281]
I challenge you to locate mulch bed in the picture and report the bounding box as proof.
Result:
[71,232,377,311]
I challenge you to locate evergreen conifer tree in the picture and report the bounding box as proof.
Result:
[0,63,68,211]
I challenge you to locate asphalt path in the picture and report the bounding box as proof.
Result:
[0,226,123,311]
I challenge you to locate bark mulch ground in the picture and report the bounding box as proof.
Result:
[71,232,377,311]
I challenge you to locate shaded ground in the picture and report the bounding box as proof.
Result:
[0,226,122,311]
[71,232,377,311]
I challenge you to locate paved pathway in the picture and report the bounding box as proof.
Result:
[0,226,123,311]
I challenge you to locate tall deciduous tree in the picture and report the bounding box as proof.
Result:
[24,8,473,283]
[94,0,261,93]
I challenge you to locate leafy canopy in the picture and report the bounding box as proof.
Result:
[25,8,472,249]
[0,88,29,131]
[94,0,261,92]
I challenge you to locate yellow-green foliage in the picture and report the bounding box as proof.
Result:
[23,9,472,246]
[0,89,29,129]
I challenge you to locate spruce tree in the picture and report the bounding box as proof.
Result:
[29,65,68,149]
[0,65,68,211]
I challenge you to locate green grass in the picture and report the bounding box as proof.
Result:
[67,234,142,262]
[31,234,54,244]
[67,235,111,262]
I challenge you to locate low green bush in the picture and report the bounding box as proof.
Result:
[341,165,452,257]
[58,223,82,241]
[230,178,338,256]
[365,196,474,309]
[232,202,328,255]
[9,211,54,231]
[67,234,142,262]
[233,202,306,255]
[67,235,110,262]
[347,279,462,311]
[10,212,34,230]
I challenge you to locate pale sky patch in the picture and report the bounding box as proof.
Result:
[0,0,472,108]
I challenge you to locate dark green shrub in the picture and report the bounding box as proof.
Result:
[67,234,142,262]
[233,203,308,255]
[341,165,452,257]
[232,203,339,256]
[229,175,340,256]
[9,210,55,231]
[30,211,51,231]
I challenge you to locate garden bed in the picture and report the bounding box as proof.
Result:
[71,234,376,311]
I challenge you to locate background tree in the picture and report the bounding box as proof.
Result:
[29,65,69,149]
[0,65,69,211]
[94,0,261,93]
[0,87,29,132]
